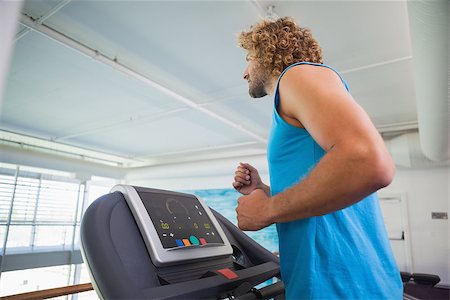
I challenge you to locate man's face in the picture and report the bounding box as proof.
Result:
[243,55,270,98]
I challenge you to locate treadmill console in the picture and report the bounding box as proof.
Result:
[111,185,232,266]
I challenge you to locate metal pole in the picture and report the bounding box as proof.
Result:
[29,175,42,248]
[0,166,20,279]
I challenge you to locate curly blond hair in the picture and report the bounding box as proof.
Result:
[238,17,323,77]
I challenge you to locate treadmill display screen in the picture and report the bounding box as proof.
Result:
[137,192,224,249]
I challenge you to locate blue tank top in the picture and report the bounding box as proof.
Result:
[267,62,403,299]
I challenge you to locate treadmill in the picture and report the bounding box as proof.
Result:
[80,185,285,299]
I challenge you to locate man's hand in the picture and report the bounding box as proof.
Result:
[232,162,271,196]
[236,189,273,231]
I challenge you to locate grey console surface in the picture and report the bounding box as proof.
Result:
[80,185,282,299]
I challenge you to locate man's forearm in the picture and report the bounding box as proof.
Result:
[266,145,394,223]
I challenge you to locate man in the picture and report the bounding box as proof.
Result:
[232,17,402,299]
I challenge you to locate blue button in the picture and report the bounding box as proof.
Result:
[175,239,184,247]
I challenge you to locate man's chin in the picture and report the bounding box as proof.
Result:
[249,90,267,98]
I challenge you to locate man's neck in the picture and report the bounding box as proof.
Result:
[265,77,278,96]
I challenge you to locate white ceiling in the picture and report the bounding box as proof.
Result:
[1,0,418,168]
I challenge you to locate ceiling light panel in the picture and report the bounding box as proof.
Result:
[343,59,417,126]
[62,108,258,158]
[42,0,259,96]
[2,31,185,139]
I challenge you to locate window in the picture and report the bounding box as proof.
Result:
[0,166,81,254]
[0,163,116,298]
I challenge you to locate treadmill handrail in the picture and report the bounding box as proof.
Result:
[139,261,281,299]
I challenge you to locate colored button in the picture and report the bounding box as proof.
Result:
[189,235,200,245]
[199,238,207,245]
[175,239,184,247]
[217,268,238,280]
[182,239,191,246]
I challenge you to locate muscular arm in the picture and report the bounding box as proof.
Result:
[265,65,395,223]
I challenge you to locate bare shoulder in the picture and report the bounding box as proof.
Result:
[276,64,350,127]
[279,64,345,94]
[277,64,380,152]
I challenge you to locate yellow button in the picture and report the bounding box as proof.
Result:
[182,239,191,246]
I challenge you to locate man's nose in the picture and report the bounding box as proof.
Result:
[243,68,249,80]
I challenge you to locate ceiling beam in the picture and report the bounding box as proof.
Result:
[340,56,413,75]
[0,143,126,179]
[0,128,267,168]
[56,107,188,141]
[136,141,261,159]
[0,129,139,167]
[16,0,72,41]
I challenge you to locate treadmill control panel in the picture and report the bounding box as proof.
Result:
[137,191,224,249]
[110,185,232,266]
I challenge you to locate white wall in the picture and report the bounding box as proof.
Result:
[380,165,450,285]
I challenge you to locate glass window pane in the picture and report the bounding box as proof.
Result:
[87,185,111,206]
[5,225,32,250]
[11,177,39,223]
[73,225,80,246]
[76,184,85,223]
[77,263,99,299]
[0,265,70,297]
[33,225,73,247]
[76,289,99,300]
[0,225,6,251]
[79,263,92,284]
[66,226,76,246]
[0,174,15,223]
[37,181,79,223]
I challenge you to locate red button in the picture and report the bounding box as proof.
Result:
[217,268,238,280]
[199,238,207,245]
